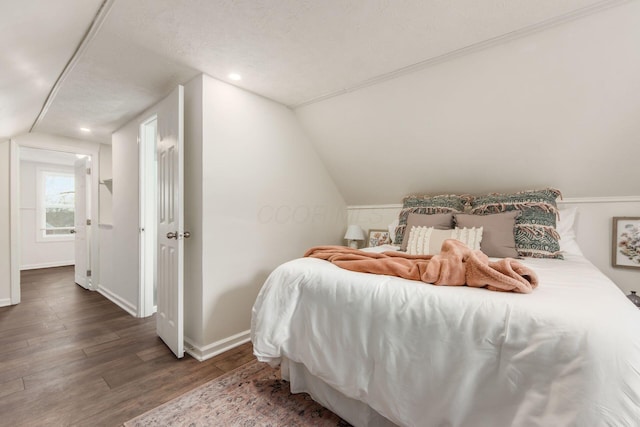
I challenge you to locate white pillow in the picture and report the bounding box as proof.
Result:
[388,219,399,244]
[406,226,483,255]
[557,207,583,256]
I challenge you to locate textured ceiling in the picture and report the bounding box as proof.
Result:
[0,0,104,140]
[101,0,612,108]
[4,0,624,143]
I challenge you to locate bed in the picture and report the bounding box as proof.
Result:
[251,193,640,426]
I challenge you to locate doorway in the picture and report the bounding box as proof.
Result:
[139,115,158,318]
[9,140,100,304]
[132,85,185,357]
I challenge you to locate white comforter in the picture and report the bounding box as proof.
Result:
[251,251,640,427]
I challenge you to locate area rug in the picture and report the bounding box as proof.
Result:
[123,360,352,426]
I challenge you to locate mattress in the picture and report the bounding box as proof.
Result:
[251,251,640,426]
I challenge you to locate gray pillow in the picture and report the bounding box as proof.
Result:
[400,213,454,251]
[454,211,520,258]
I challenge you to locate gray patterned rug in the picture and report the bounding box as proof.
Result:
[123,359,351,426]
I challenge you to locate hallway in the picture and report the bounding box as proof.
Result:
[0,266,254,426]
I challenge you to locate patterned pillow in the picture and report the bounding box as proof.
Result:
[406,227,483,255]
[470,188,562,259]
[394,194,471,246]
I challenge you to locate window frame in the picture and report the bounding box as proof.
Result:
[36,166,76,243]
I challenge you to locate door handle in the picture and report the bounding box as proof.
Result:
[70,229,76,234]
[167,231,191,239]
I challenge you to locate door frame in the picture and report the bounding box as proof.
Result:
[73,156,92,289]
[138,115,158,317]
[9,139,101,303]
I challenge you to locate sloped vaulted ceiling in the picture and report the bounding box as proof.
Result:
[0,0,104,139]
[3,0,637,203]
[296,1,640,203]
[3,0,622,143]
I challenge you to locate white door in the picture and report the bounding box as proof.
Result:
[74,157,91,289]
[156,85,185,358]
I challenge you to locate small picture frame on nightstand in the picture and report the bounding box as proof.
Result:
[367,229,391,247]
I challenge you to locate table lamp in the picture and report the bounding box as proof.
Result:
[344,225,365,249]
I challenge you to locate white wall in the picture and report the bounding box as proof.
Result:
[563,198,640,295]
[0,140,11,306]
[296,2,640,205]
[183,75,204,345]
[347,197,640,295]
[98,144,114,304]
[111,121,141,313]
[98,224,114,303]
[186,74,347,357]
[19,161,75,269]
[99,144,113,225]
[12,133,101,162]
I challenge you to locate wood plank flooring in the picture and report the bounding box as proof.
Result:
[0,266,256,427]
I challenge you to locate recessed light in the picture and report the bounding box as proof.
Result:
[80,127,91,132]
[228,73,242,81]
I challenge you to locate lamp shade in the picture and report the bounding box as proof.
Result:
[344,225,365,241]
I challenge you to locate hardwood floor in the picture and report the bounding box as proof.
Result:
[0,266,256,427]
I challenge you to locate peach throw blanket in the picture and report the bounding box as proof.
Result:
[305,239,538,293]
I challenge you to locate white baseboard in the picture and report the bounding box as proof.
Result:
[0,298,12,307]
[97,285,137,317]
[184,330,251,362]
[20,261,75,270]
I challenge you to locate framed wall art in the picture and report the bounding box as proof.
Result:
[612,217,640,269]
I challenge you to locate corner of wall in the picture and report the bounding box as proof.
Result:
[184,329,251,361]
[196,76,347,349]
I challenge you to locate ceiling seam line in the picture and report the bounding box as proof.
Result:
[29,0,116,134]
[290,0,630,109]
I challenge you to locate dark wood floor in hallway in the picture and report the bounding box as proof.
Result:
[0,266,256,427]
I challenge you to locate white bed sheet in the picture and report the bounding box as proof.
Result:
[251,252,640,427]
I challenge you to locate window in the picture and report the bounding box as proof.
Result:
[38,170,75,240]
